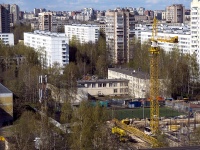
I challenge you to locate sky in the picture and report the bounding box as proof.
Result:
[0,0,191,12]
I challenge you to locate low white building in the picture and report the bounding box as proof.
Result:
[108,68,149,98]
[77,79,129,97]
[65,24,100,43]
[0,33,14,46]
[24,30,69,68]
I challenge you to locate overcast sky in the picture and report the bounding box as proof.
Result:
[0,0,191,12]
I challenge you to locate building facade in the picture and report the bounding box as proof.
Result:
[105,8,135,64]
[108,68,149,98]
[166,4,185,23]
[0,83,13,126]
[139,30,190,54]
[65,24,100,43]
[77,79,129,97]
[24,30,69,68]
[0,33,14,45]
[38,12,57,32]
[10,4,19,24]
[191,0,200,65]
[0,5,10,33]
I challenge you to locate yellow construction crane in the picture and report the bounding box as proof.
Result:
[149,18,178,134]
[149,17,160,135]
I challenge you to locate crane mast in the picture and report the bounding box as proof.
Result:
[149,17,159,134]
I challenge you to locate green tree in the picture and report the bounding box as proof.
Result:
[11,111,38,150]
[70,101,118,150]
[11,23,32,44]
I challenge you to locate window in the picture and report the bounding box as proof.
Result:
[120,89,123,93]
[120,83,123,86]
[103,83,106,87]
[109,83,112,87]
[124,82,128,86]
[114,89,117,93]
[92,83,96,88]
[113,83,117,87]
[98,83,102,87]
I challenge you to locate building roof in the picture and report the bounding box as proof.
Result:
[77,78,129,84]
[25,30,66,37]
[66,24,99,27]
[0,83,12,94]
[108,67,149,79]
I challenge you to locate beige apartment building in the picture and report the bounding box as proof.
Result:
[77,79,129,97]
[108,68,149,98]
[166,4,185,23]
[38,12,57,32]
[105,8,135,64]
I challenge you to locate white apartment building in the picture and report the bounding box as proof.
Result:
[108,68,149,98]
[191,0,200,65]
[140,30,190,54]
[77,79,129,97]
[65,24,100,44]
[0,33,14,45]
[24,30,69,68]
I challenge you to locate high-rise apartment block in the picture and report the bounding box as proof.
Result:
[166,4,185,23]
[38,12,57,32]
[105,8,135,64]
[0,4,10,33]
[10,4,19,24]
[24,30,69,68]
[191,0,200,65]
[65,24,100,44]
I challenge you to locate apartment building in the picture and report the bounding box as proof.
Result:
[166,4,185,23]
[139,29,190,54]
[10,4,19,24]
[105,8,135,64]
[108,68,149,98]
[0,4,10,33]
[65,24,100,43]
[191,0,200,65]
[98,23,106,34]
[77,79,129,97]
[24,30,69,68]
[38,12,57,32]
[0,33,14,45]
[136,7,145,15]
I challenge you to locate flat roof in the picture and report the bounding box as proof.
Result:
[0,83,12,94]
[25,30,66,37]
[66,24,99,27]
[108,68,149,79]
[77,78,129,84]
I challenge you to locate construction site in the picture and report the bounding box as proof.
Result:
[108,17,200,149]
